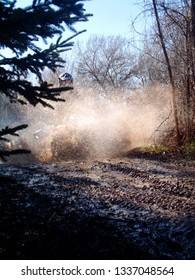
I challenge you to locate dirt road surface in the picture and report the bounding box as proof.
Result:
[0,154,195,259]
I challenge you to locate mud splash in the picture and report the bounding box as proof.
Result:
[3,84,172,162]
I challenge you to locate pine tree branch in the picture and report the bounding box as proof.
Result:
[0,149,31,162]
[0,124,31,161]
[0,77,74,107]
[0,0,92,162]
[0,0,92,54]
[1,31,86,81]
[0,124,28,139]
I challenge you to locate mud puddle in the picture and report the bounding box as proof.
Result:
[0,156,195,259]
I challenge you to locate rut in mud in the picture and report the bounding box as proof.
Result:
[0,155,195,260]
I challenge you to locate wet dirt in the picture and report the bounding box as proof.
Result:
[0,154,195,259]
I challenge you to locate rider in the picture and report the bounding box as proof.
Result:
[58,72,73,86]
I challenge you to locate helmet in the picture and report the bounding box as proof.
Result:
[59,73,73,84]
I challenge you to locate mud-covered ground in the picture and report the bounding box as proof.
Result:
[0,153,195,260]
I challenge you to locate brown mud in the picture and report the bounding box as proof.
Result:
[0,153,195,260]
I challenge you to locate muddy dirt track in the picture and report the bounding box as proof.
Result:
[0,154,195,260]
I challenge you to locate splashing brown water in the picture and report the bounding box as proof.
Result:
[7,84,173,162]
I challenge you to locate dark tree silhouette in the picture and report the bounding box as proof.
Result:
[152,0,180,146]
[0,0,91,160]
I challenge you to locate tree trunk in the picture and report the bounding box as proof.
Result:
[185,0,195,142]
[191,0,195,48]
[190,0,195,141]
[152,0,180,146]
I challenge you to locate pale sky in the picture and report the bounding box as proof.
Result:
[16,0,145,42]
[76,0,143,40]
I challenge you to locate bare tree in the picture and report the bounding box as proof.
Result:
[138,0,195,145]
[135,34,169,87]
[74,35,138,91]
[152,0,180,145]
[160,0,195,143]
